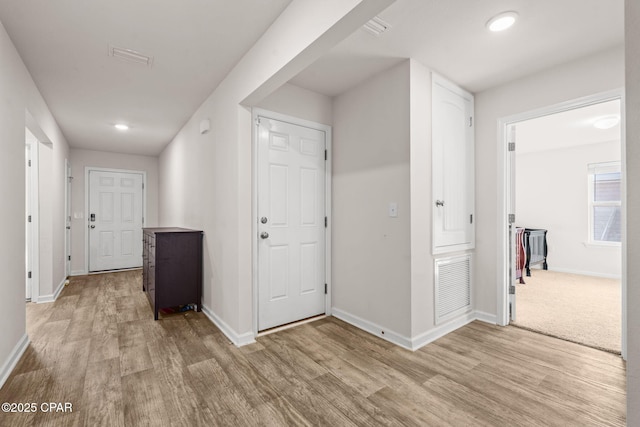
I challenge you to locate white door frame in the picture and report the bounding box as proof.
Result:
[84,166,147,274]
[251,108,332,337]
[496,88,627,359]
[25,136,40,301]
[65,159,72,278]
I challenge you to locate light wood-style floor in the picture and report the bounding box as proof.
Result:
[0,271,626,426]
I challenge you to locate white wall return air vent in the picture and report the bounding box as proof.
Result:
[435,254,472,324]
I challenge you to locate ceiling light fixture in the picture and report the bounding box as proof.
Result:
[593,115,620,130]
[114,124,129,131]
[486,11,518,32]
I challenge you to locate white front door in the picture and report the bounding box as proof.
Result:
[257,115,326,331]
[88,170,143,272]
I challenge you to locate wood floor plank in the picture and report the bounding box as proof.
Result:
[186,357,261,426]
[275,326,385,397]
[0,271,625,426]
[119,343,153,377]
[88,331,120,363]
[120,369,169,426]
[367,386,449,426]
[81,358,125,427]
[202,334,281,407]
[307,373,397,426]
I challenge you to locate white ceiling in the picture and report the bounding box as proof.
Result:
[292,0,624,96]
[515,99,622,154]
[0,0,292,156]
[0,0,624,156]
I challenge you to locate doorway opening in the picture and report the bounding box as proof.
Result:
[499,90,625,357]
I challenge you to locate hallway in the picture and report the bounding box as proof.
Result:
[0,271,626,426]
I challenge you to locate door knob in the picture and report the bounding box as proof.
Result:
[261,217,268,224]
[435,200,445,207]
[90,225,96,229]
[260,231,269,239]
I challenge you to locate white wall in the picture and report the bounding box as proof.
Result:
[256,83,333,125]
[474,46,624,317]
[69,149,159,275]
[332,60,412,338]
[409,59,435,336]
[625,0,640,422]
[158,0,393,344]
[516,140,621,278]
[0,19,69,386]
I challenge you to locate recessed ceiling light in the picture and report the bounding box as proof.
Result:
[114,124,129,131]
[594,115,620,130]
[486,11,518,32]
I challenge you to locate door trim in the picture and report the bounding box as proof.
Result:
[84,166,147,274]
[65,159,72,278]
[496,88,626,358]
[25,136,39,302]
[251,108,332,337]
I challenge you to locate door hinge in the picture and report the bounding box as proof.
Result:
[508,142,516,152]
[142,183,145,189]
[470,214,473,224]
[508,213,515,224]
[509,285,516,295]
[324,149,328,161]
[28,159,31,167]
[469,117,473,127]
[28,215,32,223]
[68,255,71,261]
[28,271,32,279]
[324,283,327,294]
[256,117,261,125]
[325,216,327,228]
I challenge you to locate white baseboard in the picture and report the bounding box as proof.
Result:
[332,308,413,350]
[410,311,477,351]
[37,277,67,303]
[332,308,498,352]
[70,270,87,276]
[201,304,256,347]
[475,310,497,324]
[546,267,621,280]
[0,334,29,389]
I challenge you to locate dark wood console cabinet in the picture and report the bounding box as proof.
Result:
[142,227,203,320]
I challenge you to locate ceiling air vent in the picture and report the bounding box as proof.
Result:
[362,16,390,36]
[108,44,154,67]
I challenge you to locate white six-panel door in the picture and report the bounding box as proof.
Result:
[89,170,143,272]
[257,116,326,331]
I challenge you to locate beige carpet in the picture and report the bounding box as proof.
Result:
[512,269,621,353]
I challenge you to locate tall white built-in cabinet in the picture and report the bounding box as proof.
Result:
[431,74,475,325]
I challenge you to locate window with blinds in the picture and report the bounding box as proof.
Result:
[588,161,621,243]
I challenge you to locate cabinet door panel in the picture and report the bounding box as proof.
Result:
[432,74,474,253]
